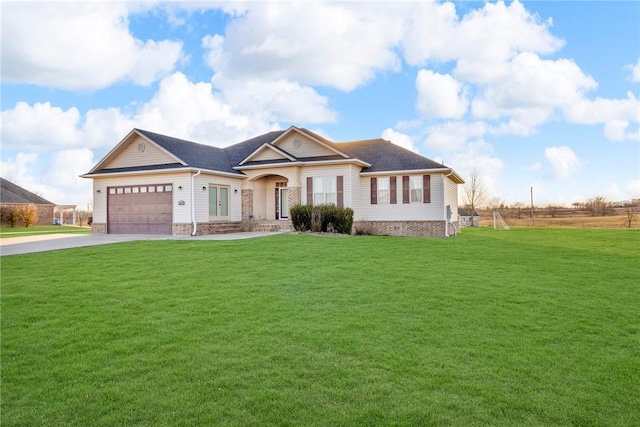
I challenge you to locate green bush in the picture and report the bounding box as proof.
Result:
[290,204,354,234]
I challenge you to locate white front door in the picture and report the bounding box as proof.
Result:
[209,185,229,220]
[279,188,289,220]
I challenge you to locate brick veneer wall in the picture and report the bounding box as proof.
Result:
[241,189,253,221]
[0,204,54,227]
[37,205,55,225]
[92,223,107,234]
[288,186,301,208]
[173,222,243,236]
[353,220,457,238]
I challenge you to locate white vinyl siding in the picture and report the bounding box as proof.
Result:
[443,175,460,222]
[103,136,177,169]
[275,133,339,158]
[193,174,243,222]
[356,174,445,221]
[93,172,243,225]
[92,172,191,224]
[313,176,337,205]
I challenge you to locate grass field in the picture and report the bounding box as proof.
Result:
[2,228,639,426]
[0,225,91,239]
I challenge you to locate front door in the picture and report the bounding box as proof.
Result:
[279,188,289,220]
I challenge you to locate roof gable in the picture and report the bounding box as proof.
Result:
[239,143,296,165]
[0,178,54,204]
[272,128,348,159]
[85,129,243,176]
[101,133,179,170]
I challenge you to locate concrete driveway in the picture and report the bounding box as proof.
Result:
[0,231,288,257]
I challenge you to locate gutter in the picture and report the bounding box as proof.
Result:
[191,169,202,236]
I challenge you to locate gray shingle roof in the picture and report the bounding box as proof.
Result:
[135,129,239,174]
[88,127,450,176]
[0,178,54,204]
[337,139,445,172]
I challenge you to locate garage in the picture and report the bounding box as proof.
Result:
[107,184,173,234]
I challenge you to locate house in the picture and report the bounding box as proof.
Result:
[0,177,56,226]
[458,208,479,227]
[82,126,464,237]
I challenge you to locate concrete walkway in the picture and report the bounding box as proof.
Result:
[0,231,289,257]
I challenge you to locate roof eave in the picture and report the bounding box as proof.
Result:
[81,166,246,179]
[234,158,370,171]
[360,167,465,183]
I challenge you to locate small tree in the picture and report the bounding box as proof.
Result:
[21,204,39,227]
[625,208,635,228]
[462,168,486,220]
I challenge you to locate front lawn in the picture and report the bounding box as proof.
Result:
[2,228,639,425]
[0,225,91,239]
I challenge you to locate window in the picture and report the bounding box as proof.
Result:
[410,176,422,203]
[313,176,336,205]
[209,185,229,218]
[377,177,390,204]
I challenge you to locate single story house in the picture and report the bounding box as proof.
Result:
[82,126,464,237]
[0,177,56,226]
[458,208,479,227]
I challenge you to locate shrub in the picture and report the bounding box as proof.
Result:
[289,204,354,234]
[21,204,39,227]
[354,220,375,235]
[1,206,21,227]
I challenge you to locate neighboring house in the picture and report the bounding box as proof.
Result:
[458,208,479,227]
[82,126,464,237]
[0,177,56,226]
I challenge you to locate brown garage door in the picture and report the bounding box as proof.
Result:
[108,184,173,234]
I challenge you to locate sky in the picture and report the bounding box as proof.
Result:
[1,0,639,210]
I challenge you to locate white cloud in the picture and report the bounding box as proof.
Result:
[381,128,418,152]
[416,70,469,120]
[424,121,487,152]
[1,2,183,90]
[627,59,640,83]
[201,2,405,91]
[1,102,82,149]
[544,146,582,179]
[625,179,640,199]
[452,139,505,199]
[472,52,597,134]
[564,92,640,141]
[210,75,337,125]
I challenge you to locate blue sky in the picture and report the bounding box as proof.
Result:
[1,1,639,209]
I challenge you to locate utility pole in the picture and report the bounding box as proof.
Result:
[530,187,534,226]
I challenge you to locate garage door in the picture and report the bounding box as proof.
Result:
[108,184,173,234]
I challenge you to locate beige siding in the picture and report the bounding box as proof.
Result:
[251,147,288,162]
[275,133,338,158]
[356,173,445,221]
[300,165,355,207]
[103,135,177,169]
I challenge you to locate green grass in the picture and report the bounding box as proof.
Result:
[2,228,639,426]
[0,225,90,239]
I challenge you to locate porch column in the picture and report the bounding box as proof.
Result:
[288,187,301,209]
[241,189,254,221]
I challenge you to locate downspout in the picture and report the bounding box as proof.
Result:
[191,169,202,236]
[443,169,454,238]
